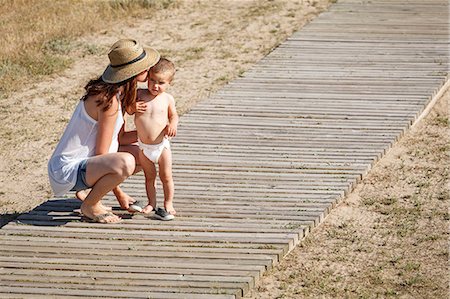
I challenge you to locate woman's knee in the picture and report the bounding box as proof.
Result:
[116,153,136,177]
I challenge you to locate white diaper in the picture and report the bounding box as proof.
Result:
[138,138,171,163]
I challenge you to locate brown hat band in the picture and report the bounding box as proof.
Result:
[111,50,146,68]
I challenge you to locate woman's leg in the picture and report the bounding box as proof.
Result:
[75,189,112,211]
[119,143,142,174]
[112,143,142,209]
[81,152,135,223]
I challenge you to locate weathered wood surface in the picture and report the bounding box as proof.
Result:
[1,0,448,298]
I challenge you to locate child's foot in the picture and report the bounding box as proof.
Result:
[141,204,155,214]
[154,207,175,221]
[164,202,176,216]
[76,189,112,211]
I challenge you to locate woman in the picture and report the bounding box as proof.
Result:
[48,39,160,223]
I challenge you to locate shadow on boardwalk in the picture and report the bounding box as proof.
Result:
[4,199,82,227]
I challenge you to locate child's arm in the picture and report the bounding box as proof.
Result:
[166,95,178,137]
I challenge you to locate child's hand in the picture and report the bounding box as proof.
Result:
[135,101,147,113]
[166,123,177,138]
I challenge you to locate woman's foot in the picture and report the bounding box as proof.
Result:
[75,189,90,201]
[76,189,112,211]
[80,202,121,223]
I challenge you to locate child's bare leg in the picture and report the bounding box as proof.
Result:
[159,148,176,215]
[139,150,157,213]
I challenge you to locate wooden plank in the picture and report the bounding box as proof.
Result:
[0,269,253,286]
[0,275,250,295]
[0,260,261,284]
[0,286,236,299]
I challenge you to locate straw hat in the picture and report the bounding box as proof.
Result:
[102,39,160,84]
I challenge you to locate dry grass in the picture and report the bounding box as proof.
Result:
[0,0,176,95]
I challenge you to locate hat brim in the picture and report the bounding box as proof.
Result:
[101,46,160,84]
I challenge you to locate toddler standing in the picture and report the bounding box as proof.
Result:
[129,58,178,220]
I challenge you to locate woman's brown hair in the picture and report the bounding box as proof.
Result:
[82,76,139,114]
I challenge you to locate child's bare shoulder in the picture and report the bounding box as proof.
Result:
[162,92,174,102]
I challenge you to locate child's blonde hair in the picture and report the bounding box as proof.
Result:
[150,57,175,81]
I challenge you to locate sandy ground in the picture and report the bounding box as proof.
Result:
[0,0,448,297]
[0,0,330,215]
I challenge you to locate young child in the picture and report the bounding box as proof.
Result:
[130,58,178,220]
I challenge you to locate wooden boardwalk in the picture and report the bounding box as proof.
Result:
[1,0,448,298]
